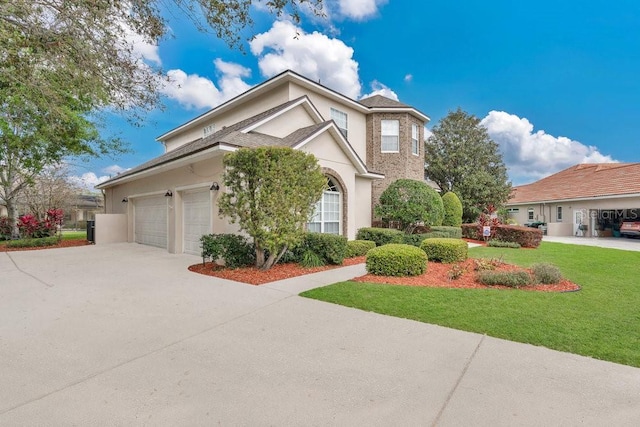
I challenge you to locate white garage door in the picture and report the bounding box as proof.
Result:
[183,190,211,255]
[134,196,168,249]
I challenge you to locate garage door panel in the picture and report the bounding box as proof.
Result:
[183,191,211,255]
[134,196,168,249]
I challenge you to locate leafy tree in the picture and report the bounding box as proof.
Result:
[425,108,511,222]
[1,0,322,234]
[21,163,83,221]
[441,191,463,227]
[218,147,326,271]
[375,179,444,233]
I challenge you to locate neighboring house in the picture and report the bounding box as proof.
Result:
[506,163,640,237]
[96,70,430,254]
[65,194,104,228]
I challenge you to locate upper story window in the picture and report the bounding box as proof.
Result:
[557,206,563,222]
[411,124,420,156]
[331,108,348,138]
[203,124,215,138]
[381,119,399,152]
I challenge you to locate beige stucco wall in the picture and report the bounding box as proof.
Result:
[288,82,368,159]
[252,104,317,137]
[95,214,127,244]
[163,84,290,152]
[301,130,372,240]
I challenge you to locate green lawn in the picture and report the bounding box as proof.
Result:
[301,242,640,367]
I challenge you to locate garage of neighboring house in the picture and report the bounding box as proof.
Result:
[182,189,211,255]
[134,195,168,249]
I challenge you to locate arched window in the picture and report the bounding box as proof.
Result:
[308,177,341,234]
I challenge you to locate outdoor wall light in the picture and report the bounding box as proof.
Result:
[210,182,220,191]
[165,190,173,197]
[122,197,128,203]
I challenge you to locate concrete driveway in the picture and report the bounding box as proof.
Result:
[1,243,639,426]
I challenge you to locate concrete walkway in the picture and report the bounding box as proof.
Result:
[1,243,639,426]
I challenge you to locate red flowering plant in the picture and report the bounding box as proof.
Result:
[476,204,502,241]
[0,216,13,240]
[17,209,63,239]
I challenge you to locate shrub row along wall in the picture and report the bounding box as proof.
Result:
[357,226,463,248]
[462,223,542,248]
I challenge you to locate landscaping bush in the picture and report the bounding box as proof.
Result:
[294,232,347,265]
[494,225,543,248]
[487,240,521,249]
[0,216,12,240]
[531,263,563,284]
[461,223,480,240]
[374,179,444,232]
[442,192,463,227]
[429,226,462,239]
[356,227,404,247]
[201,234,255,268]
[299,250,325,268]
[419,238,468,263]
[477,270,532,288]
[346,240,376,257]
[473,257,504,271]
[6,236,59,248]
[366,244,428,276]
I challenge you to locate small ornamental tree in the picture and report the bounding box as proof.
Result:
[375,179,444,233]
[442,192,463,227]
[218,147,326,271]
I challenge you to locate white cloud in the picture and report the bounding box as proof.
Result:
[161,59,252,110]
[103,165,129,175]
[250,20,361,99]
[360,80,399,101]
[68,172,110,191]
[424,127,433,140]
[481,111,617,184]
[404,74,413,83]
[336,0,387,20]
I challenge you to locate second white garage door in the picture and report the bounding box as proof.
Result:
[134,196,168,249]
[183,190,211,255]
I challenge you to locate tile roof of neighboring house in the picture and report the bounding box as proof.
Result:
[358,95,409,108]
[508,163,640,204]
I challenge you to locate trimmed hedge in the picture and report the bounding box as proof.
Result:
[487,240,521,249]
[201,234,255,268]
[366,244,428,276]
[6,236,60,248]
[356,227,404,246]
[346,240,376,257]
[429,226,463,239]
[294,232,347,265]
[461,223,542,248]
[420,238,468,263]
[494,225,542,248]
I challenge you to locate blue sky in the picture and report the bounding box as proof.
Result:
[73,0,640,189]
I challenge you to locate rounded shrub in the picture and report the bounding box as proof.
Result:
[420,238,468,263]
[531,263,563,284]
[346,239,376,257]
[442,192,463,227]
[356,227,404,246]
[374,179,444,232]
[365,244,428,277]
[477,270,532,288]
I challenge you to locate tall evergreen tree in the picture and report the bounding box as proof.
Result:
[425,108,511,222]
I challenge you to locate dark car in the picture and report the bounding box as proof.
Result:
[620,221,640,238]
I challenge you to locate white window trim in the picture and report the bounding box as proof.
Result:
[411,123,420,156]
[330,108,348,138]
[308,179,342,235]
[381,119,400,153]
[528,208,534,221]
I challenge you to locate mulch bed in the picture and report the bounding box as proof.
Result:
[0,239,91,252]
[189,256,580,292]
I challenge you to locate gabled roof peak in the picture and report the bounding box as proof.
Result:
[359,94,409,108]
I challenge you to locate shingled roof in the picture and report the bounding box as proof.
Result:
[508,163,640,204]
[359,94,409,108]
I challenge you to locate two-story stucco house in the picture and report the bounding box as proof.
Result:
[96,70,429,254]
